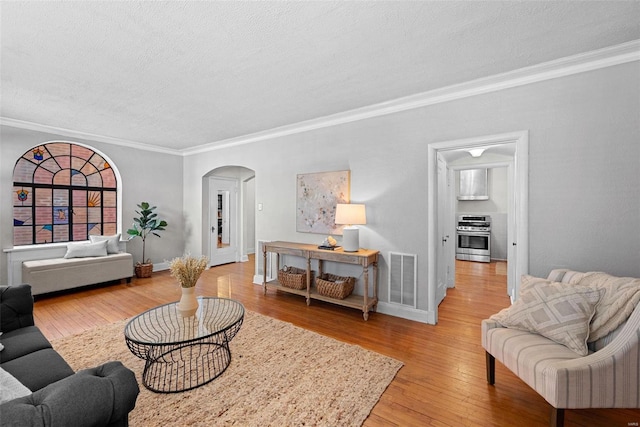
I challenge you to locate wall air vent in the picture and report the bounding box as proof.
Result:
[388,252,417,308]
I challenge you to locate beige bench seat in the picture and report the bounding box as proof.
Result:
[22,252,133,295]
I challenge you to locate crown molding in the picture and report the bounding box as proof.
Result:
[2,40,638,157]
[0,117,182,156]
[184,39,640,155]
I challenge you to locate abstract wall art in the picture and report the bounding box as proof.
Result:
[296,170,350,235]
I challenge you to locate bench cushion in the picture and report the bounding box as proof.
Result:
[22,253,133,295]
[482,320,581,397]
[23,253,131,271]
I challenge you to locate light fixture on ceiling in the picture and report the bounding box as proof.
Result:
[468,147,487,158]
[335,203,366,252]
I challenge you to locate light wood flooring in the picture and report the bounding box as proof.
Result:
[33,257,639,426]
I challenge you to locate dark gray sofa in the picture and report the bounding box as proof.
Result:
[0,284,139,427]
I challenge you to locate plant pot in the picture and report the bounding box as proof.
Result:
[177,287,199,317]
[135,263,153,278]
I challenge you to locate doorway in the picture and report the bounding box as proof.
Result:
[427,131,529,324]
[204,166,256,268]
[210,177,238,266]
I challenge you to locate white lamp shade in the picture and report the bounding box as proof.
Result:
[335,204,366,225]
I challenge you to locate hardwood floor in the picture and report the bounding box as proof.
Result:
[33,257,639,426]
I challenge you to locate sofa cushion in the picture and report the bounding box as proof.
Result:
[0,326,52,364]
[0,367,31,404]
[1,348,74,392]
[490,275,602,356]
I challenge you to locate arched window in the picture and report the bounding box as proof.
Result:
[13,142,118,245]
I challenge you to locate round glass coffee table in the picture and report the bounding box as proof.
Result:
[124,297,244,393]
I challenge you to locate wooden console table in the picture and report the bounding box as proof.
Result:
[263,241,379,320]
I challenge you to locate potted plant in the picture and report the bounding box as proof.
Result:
[127,202,168,278]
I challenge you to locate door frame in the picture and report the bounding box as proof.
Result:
[427,130,529,323]
[435,152,452,306]
[208,176,239,266]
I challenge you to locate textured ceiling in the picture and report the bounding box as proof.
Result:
[1,1,639,152]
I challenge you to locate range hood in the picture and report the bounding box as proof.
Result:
[458,169,489,200]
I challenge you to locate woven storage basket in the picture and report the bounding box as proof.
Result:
[278,266,313,290]
[135,263,153,278]
[315,273,355,299]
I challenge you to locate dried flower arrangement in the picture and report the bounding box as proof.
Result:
[169,254,209,288]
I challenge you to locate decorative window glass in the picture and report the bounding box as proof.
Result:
[13,142,118,245]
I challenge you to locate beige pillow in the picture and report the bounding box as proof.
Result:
[89,233,121,254]
[64,240,108,258]
[490,275,602,356]
[576,272,640,342]
[0,367,31,404]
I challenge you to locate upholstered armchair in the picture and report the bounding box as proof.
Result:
[482,270,640,427]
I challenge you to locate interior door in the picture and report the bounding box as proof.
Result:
[436,154,449,306]
[210,177,238,266]
[507,161,524,301]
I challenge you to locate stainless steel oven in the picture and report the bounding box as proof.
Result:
[456,215,491,263]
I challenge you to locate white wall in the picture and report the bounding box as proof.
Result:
[1,61,637,323]
[0,127,185,280]
[183,61,639,321]
[243,176,256,254]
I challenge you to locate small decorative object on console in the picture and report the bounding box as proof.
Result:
[318,235,339,250]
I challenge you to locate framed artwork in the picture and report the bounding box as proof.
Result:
[296,170,350,235]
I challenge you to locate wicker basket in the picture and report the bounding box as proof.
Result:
[135,263,153,278]
[315,273,355,299]
[278,266,313,290]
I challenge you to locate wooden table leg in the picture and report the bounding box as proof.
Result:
[263,246,267,295]
[306,256,312,306]
[363,263,369,320]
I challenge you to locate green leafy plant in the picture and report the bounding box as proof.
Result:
[126,202,168,264]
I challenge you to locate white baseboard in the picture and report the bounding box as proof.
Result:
[153,262,169,272]
[376,302,436,325]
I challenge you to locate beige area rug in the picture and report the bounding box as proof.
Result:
[52,311,403,426]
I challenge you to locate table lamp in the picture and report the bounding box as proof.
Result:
[335,203,366,252]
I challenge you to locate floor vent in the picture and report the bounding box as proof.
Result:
[388,252,417,308]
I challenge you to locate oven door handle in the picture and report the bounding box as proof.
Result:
[457,231,490,237]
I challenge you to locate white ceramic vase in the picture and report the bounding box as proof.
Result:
[177,286,198,317]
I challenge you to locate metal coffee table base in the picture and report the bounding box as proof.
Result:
[124,298,245,394]
[142,340,232,393]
